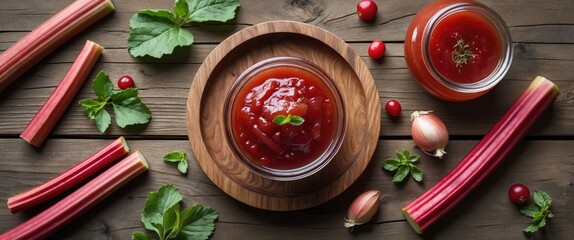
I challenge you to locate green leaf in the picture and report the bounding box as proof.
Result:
[173,0,190,21]
[520,204,540,218]
[186,0,241,23]
[393,165,410,183]
[92,71,114,99]
[179,204,218,240]
[410,166,423,182]
[112,88,152,128]
[523,223,539,233]
[131,232,152,240]
[382,159,399,171]
[272,114,305,126]
[163,151,189,174]
[533,190,551,207]
[273,114,289,125]
[128,12,194,58]
[79,98,106,120]
[95,109,112,133]
[289,115,305,126]
[141,184,183,231]
[408,153,420,163]
[163,203,181,239]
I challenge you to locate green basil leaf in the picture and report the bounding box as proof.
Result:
[410,167,423,182]
[173,0,190,21]
[382,159,400,171]
[273,114,289,125]
[111,88,152,128]
[128,12,194,58]
[186,0,241,23]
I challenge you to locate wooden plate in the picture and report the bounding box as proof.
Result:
[186,21,380,211]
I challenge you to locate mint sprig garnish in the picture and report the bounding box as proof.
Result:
[132,184,218,240]
[382,150,423,182]
[520,190,554,233]
[163,151,189,174]
[79,71,152,132]
[272,114,305,126]
[128,0,241,58]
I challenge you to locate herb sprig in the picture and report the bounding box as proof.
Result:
[451,37,477,69]
[382,150,423,183]
[272,114,305,126]
[79,71,151,133]
[131,184,218,240]
[520,190,554,233]
[128,0,241,58]
[163,151,189,174]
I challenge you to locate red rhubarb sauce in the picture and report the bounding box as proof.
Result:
[428,11,502,84]
[229,64,340,170]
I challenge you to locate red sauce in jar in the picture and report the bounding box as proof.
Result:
[230,65,339,170]
[429,11,502,84]
[404,0,512,101]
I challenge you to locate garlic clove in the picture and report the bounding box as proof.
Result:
[344,190,381,229]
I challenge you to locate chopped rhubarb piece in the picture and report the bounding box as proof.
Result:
[20,40,103,147]
[0,0,114,92]
[402,76,560,234]
[7,137,129,213]
[0,151,148,240]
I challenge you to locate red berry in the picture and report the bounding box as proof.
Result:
[118,75,135,90]
[357,0,378,21]
[384,99,401,117]
[368,40,386,60]
[508,183,530,205]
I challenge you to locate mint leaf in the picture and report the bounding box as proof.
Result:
[163,151,189,174]
[128,12,194,58]
[273,114,305,126]
[179,204,218,240]
[382,150,423,183]
[135,184,218,240]
[173,0,190,21]
[111,88,152,128]
[520,190,553,234]
[187,0,241,22]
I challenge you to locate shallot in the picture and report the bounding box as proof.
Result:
[344,190,381,229]
[410,111,449,158]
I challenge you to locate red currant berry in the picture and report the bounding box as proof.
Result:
[118,75,135,90]
[356,0,378,22]
[368,40,386,60]
[384,99,401,117]
[508,183,530,205]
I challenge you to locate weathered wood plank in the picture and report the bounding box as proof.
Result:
[0,139,572,239]
[0,0,573,44]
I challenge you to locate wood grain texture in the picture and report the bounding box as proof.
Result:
[186,21,380,210]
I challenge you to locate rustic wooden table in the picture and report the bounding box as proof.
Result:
[1,0,573,239]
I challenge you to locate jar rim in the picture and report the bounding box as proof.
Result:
[223,56,346,181]
[421,2,514,93]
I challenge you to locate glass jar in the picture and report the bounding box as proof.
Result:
[224,57,346,181]
[404,0,513,101]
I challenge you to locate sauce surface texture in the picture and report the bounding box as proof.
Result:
[230,66,339,170]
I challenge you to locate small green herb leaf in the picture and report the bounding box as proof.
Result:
[163,151,189,174]
[382,150,423,183]
[135,184,218,240]
[92,71,114,99]
[112,88,152,128]
[520,189,553,234]
[272,114,305,126]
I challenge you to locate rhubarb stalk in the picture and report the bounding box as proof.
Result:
[7,137,129,214]
[402,76,560,234]
[19,40,103,147]
[0,0,114,92]
[0,151,148,240]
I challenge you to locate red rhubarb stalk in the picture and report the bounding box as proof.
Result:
[20,40,103,147]
[402,76,560,234]
[0,0,114,92]
[0,151,148,240]
[7,137,129,214]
